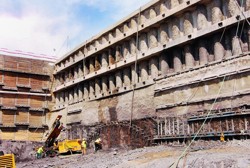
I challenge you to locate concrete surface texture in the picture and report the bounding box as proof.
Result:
[16,139,250,168]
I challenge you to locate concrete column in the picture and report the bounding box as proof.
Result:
[224,35,233,58]
[232,36,242,55]
[102,52,108,68]
[131,65,138,84]
[123,23,129,33]
[89,58,95,73]
[78,87,83,100]
[170,0,179,8]
[74,67,78,79]
[208,40,215,62]
[89,81,95,98]
[184,45,195,69]
[183,12,193,35]
[240,28,249,53]
[197,5,208,30]
[172,18,181,40]
[149,8,157,19]
[150,57,159,79]
[198,40,209,65]
[130,38,137,56]
[102,36,108,44]
[122,41,130,59]
[56,94,60,105]
[69,91,73,104]
[160,1,170,13]
[109,49,115,65]
[226,0,240,17]
[55,76,60,87]
[95,78,101,96]
[210,0,224,24]
[140,33,148,52]
[140,13,147,24]
[95,56,101,71]
[74,87,78,102]
[102,76,108,94]
[160,23,169,44]
[116,27,122,37]
[173,49,182,72]
[109,75,116,92]
[115,71,122,88]
[130,18,137,29]
[140,61,148,82]
[78,64,83,77]
[149,29,158,49]
[83,60,89,76]
[65,91,69,104]
[123,68,131,87]
[109,32,114,42]
[214,35,225,61]
[160,54,169,75]
[115,46,122,62]
[83,84,89,99]
[65,71,69,83]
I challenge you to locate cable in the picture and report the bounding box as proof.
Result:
[130,6,142,127]
[233,0,250,26]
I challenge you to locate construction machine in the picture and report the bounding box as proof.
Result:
[39,115,64,157]
[41,115,81,156]
[0,152,16,168]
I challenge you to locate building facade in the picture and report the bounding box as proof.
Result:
[0,54,54,141]
[51,0,250,148]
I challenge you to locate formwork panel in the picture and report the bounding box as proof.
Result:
[31,77,43,90]
[31,60,44,74]
[17,74,30,86]
[16,95,29,106]
[4,57,17,70]
[0,55,4,68]
[2,111,15,125]
[16,111,28,123]
[0,71,3,83]
[2,94,16,107]
[15,129,28,141]
[28,129,43,141]
[29,112,43,126]
[1,131,15,140]
[18,60,30,72]
[30,96,43,108]
[4,72,17,88]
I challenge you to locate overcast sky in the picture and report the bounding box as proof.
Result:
[0,0,151,59]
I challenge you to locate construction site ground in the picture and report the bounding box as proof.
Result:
[17,139,250,168]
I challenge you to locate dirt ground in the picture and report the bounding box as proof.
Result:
[17,139,250,168]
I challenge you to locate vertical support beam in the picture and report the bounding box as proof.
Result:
[165,118,167,135]
[102,52,108,68]
[102,76,108,95]
[184,45,195,69]
[160,53,169,75]
[123,68,131,87]
[160,122,163,136]
[231,118,234,131]
[131,65,138,85]
[109,75,116,92]
[226,119,229,131]
[148,28,158,49]
[140,61,148,82]
[115,71,122,88]
[168,118,171,135]
[214,35,225,61]
[150,57,159,79]
[173,49,182,72]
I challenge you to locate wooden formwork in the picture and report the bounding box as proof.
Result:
[0,54,54,141]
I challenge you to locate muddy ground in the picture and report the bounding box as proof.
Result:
[17,139,250,168]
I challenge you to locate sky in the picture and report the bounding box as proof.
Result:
[0,0,151,60]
